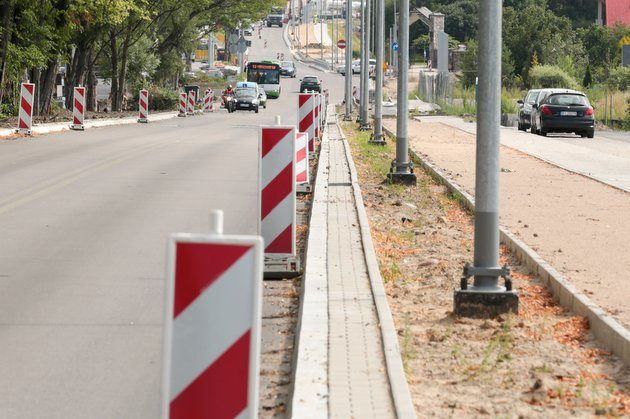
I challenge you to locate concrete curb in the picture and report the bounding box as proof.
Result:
[382,125,630,367]
[1,111,179,138]
[288,107,331,418]
[338,123,417,418]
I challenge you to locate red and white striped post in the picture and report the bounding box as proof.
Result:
[313,93,320,141]
[203,89,213,113]
[259,126,299,276]
[296,132,311,193]
[17,82,35,135]
[208,89,214,112]
[178,92,187,117]
[137,89,149,123]
[163,213,263,419]
[298,93,315,159]
[186,90,195,115]
[69,86,85,131]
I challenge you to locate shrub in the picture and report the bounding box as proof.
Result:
[528,65,579,89]
[607,66,630,91]
[149,86,178,110]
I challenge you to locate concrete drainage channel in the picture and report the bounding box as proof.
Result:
[382,125,630,367]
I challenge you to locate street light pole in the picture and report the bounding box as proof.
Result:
[359,0,370,129]
[371,0,385,144]
[344,0,353,120]
[454,0,519,317]
[387,0,416,184]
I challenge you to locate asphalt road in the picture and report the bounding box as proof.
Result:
[0,25,348,417]
[418,116,630,192]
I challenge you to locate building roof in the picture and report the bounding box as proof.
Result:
[606,0,630,27]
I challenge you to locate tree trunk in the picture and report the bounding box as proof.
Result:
[116,31,131,111]
[65,43,88,109]
[109,30,119,112]
[38,59,58,115]
[85,48,97,112]
[0,0,14,105]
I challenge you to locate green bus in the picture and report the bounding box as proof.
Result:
[246,61,281,98]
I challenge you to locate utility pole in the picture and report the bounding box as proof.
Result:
[371,0,385,144]
[359,0,370,129]
[454,0,519,317]
[388,0,415,184]
[344,0,353,120]
[208,33,214,68]
[320,0,324,61]
[393,0,398,75]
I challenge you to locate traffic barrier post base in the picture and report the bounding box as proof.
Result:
[177,113,187,117]
[297,183,313,194]
[263,255,301,279]
[15,128,32,136]
[137,118,148,123]
[69,124,85,131]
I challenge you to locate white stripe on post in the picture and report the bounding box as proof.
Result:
[187,90,195,115]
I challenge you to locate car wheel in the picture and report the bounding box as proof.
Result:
[517,122,525,131]
[255,107,259,113]
[539,125,547,136]
[587,129,594,139]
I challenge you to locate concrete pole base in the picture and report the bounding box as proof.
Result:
[454,290,519,318]
[369,133,386,145]
[343,114,353,121]
[387,171,417,185]
[359,123,371,131]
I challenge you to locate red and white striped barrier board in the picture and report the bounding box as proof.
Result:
[296,131,309,186]
[313,93,320,140]
[259,126,296,256]
[70,86,85,130]
[178,92,187,117]
[163,233,263,419]
[298,93,315,156]
[203,89,214,113]
[187,90,195,115]
[138,89,148,123]
[17,82,35,135]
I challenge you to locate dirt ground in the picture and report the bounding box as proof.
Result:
[343,122,630,417]
[382,118,630,331]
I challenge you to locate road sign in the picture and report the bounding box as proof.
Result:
[163,233,263,419]
[337,39,346,49]
[392,41,399,51]
[237,37,248,54]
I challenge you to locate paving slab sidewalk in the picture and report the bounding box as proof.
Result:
[291,109,415,418]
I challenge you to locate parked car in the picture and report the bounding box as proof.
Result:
[257,86,267,108]
[299,75,322,93]
[280,61,296,78]
[531,89,595,138]
[517,88,540,131]
[233,88,260,113]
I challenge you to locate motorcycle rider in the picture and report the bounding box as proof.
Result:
[222,84,235,112]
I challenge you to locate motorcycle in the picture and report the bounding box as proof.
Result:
[221,91,235,113]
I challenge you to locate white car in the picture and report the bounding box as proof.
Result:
[338,59,376,75]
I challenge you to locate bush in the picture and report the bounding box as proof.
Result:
[607,66,630,91]
[528,65,579,89]
[150,86,178,111]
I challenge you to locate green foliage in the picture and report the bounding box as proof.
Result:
[459,39,515,88]
[528,65,579,90]
[147,86,178,111]
[607,67,630,91]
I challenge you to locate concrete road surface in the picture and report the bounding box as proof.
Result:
[0,25,350,417]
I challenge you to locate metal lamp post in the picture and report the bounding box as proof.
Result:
[454,0,519,317]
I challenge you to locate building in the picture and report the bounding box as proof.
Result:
[599,0,630,27]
